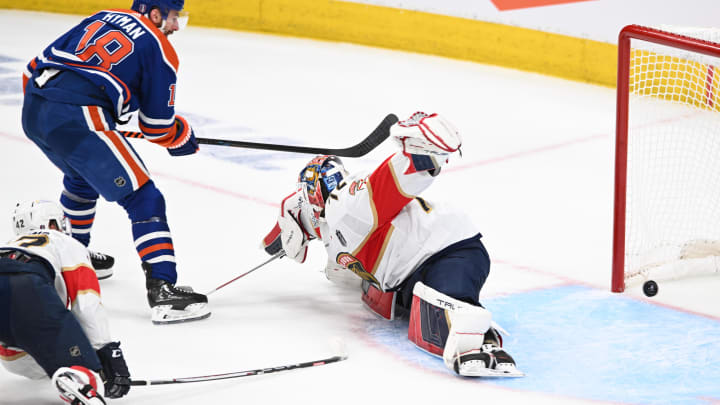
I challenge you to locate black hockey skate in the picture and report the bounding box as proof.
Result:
[142,262,211,325]
[479,328,523,377]
[89,250,114,280]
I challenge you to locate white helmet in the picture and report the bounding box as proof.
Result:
[12,200,71,236]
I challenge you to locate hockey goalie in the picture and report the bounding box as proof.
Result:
[262,112,523,377]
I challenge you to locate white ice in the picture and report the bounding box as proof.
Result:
[1,10,719,405]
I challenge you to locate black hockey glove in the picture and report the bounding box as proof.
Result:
[96,341,131,398]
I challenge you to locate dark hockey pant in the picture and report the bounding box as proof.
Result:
[0,258,102,377]
[397,233,491,310]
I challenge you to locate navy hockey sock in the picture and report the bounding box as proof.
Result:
[61,180,99,247]
[119,181,177,284]
[132,219,176,284]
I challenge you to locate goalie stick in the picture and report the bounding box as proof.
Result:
[205,250,285,296]
[129,348,348,386]
[121,113,399,157]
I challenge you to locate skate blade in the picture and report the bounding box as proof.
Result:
[458,365,525,378]
[151,303,211,325]
[95,269,113,280]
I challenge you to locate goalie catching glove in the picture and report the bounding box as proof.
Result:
[392,112,462,157]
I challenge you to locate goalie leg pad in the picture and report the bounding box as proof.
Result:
[408,281,470,357]
[408,282,502,376]
[361,280,396,320]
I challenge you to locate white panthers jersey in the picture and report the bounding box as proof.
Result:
[317,153,478,291]
[0,230,112,378]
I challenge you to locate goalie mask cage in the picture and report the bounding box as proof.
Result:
[612,25,720,292]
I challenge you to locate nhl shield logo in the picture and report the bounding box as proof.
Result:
[69,345,81,357]
[114,176,127,187]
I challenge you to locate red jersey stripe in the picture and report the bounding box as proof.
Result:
[368,155,414,224]
[0,346,26,361]
[62,265,100,303]
[350,156,415,274]
[355,223,395,275]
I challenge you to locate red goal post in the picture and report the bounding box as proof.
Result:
[613,25,720,292]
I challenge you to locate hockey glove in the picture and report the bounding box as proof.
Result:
[96,342,131,399]
[167,115,199,156]
[278,209,309,263]
[391,112,462,157]
[262,188,317,262]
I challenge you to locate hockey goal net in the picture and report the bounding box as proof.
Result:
[613,25,720,292]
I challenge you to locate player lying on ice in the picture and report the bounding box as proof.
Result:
[0,201,131,404]
[262,112,522,377]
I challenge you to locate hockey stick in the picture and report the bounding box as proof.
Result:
[129,347,348,386]
[205,250,285,296]
[121,113,398,157]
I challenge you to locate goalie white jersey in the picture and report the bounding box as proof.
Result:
[318,153,478,291]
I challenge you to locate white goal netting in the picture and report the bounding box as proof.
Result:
[623,26,720,285]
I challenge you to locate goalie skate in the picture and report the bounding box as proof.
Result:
[453,345,524,378]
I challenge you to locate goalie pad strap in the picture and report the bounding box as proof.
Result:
[361,280,396,320]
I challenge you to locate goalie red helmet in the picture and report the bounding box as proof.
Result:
[299,155,347,211]
[12,200,71,236]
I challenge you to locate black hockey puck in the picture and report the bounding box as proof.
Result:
[643,280,658,297]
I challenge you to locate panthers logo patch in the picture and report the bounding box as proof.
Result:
[336,252,379,285]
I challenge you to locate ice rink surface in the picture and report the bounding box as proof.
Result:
[1,10,719,405]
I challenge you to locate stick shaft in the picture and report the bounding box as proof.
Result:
[120,114,397,157]
[205,251,284,296]
[129,354,347,386]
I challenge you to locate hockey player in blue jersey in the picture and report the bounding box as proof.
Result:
[21,0,210,324]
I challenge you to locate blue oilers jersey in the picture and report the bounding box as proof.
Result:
[23,9,180,139]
